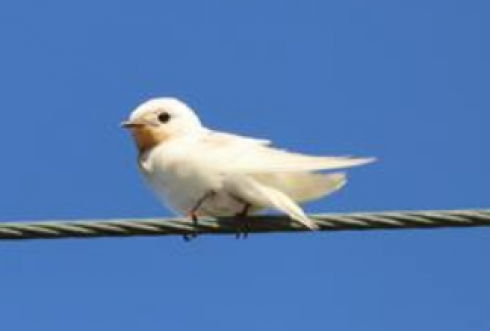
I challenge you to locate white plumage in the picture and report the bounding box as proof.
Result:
[122,98,375,231]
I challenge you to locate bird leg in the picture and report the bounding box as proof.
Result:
[235,203,252,239]
[183,191,215,241]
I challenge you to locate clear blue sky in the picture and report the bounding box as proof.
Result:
[0,1,488,330]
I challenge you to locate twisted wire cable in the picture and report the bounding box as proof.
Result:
[0,209,488,240]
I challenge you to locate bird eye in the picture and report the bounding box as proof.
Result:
[157,112,171,124]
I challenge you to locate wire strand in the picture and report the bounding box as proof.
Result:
[0,209,489,240]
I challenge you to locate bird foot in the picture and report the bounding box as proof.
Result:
[183,211,199,242]
[235,204,251,239]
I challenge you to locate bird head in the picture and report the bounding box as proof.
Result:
[122,98,203,153]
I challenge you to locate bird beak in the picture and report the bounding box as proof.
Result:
[121,120,146,129]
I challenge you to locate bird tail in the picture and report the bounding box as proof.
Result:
[250,184,320,230]
[226,176,322,230]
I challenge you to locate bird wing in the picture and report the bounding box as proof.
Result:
[224,175,319,230]
[199,130,375,174]
[251,172,347,203]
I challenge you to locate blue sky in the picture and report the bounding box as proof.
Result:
[0,1,489,330]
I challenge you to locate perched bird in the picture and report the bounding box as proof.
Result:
[122,98,374,237]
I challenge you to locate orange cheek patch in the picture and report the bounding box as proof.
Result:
[131,127,169,154]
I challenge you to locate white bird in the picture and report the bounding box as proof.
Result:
[122,97,374,237]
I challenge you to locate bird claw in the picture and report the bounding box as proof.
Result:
[234,220,250,239]
[183,234,194,242]
[235,231,249,239]
[235,204,251,239]
[182,211,199,242]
